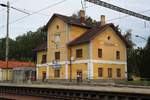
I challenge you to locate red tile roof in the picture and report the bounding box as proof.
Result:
[0,61,35,69]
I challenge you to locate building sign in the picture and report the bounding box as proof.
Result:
[52,60,61,69]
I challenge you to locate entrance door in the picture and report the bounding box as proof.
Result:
[42,71,46,82]
[77,70,82,82]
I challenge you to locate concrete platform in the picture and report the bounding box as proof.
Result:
[0,83,150,95]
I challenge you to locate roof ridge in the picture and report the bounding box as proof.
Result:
[46,13,94,30]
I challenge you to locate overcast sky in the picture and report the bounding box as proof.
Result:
[0,0,150,47]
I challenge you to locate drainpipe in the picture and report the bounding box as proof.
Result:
[69,47,72,82]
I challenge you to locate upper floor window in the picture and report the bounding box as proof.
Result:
[108,68,112,78]
[107,36,111,40]
[98,49,102,58]
[41,54,46,63]
[76,49,82,58]
[116,51,120,60]
[98,68,103,77]
[55,34,60,43]
[55,52,60,60]
[116,68,121,78]
[56,25,59,29]
[54,69,60,77]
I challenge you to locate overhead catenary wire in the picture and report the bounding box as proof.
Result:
[107,9,150,30]
[107,9,150,22]
[85,0,150,22]
[0,0,67,29]
[85,3,150,22]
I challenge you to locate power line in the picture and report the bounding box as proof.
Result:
[32,0,66,14]
[10,0,20,4]
[85,3,150,22]
[86,0,150,21]
[85,2,150,23]
[0,0,67,29]
[0,0,19,12]
[107,9,150,22]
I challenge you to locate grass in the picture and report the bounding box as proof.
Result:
[115,80,150,86]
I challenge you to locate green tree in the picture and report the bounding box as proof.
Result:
[123,29,141,79]
[15,26,47,61]
[140,36,150,79]
[0,26,47,62]
[0,38,16,60]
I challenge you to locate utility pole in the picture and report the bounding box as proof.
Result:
[0,1,29,81]
[6,1,10,81]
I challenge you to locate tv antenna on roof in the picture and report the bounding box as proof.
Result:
[81,0,87,14]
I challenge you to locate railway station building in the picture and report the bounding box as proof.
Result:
[35,10,130,81]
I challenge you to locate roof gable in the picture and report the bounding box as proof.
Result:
[46,13,94,29]
[68,23,131,48]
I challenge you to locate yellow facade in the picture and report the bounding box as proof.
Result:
[0,69,13,81]
[36,14,128,81]
[47,17,68,62]
[92,27,126,61]
[93,63,125,79]
[70,43,89,60]
[38,66,47,80]
[70,26,87,42]
[37,51,47,64]
[69,63,88,80]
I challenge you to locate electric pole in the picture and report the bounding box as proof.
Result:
[0,1,30,81]
[6,1,10,81]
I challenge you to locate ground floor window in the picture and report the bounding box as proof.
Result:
[98,68,103,77]
[54,69,60,78]
[116,68,121,78]
[108,68,112,78]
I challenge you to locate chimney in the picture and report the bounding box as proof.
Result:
[79,10,85,23]
[100,15,106,26]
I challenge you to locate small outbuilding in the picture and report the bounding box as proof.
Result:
[0,60,35,82]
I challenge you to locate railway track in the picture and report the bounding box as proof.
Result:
[0,85,150,100]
